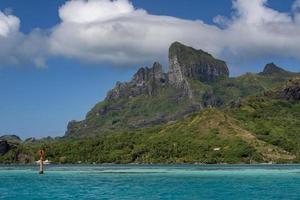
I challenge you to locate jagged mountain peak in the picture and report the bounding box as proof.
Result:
[132,62,165,84]
[261,63,290,75]
[168,42,229,85]
[106,62,167,100]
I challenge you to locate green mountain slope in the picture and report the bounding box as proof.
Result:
[1,77,298,164]
[66,42,298,138]
[230,77,300,156]
[1,106,296,164]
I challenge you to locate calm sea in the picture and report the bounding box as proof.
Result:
[0,164,300,200]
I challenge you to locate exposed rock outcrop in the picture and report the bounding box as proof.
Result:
[168,42,229,86]
[106,62,167,100]
[133,62,166,85]
[106,42,230,101]
[279,78,300,101]
[0,140,10,155]
[107,42,230,101]
[264,77,300,101]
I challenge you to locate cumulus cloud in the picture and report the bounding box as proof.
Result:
[49,0,222,64]
[3,0,300,68]
[0,10,47,67]
[219,0,300,64]
[0,11,19,37]
[48,0,300,67]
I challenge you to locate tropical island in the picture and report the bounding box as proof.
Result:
[1,42,299,164]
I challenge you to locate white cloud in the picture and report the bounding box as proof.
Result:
[219,0,300,64]
[59,0,135,23]
[0,10,47,68]
[49,0,222,64]
[48,0,300,67]
[0,11,19,37]
[3,0,300,69]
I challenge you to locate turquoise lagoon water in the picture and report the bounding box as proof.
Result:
[1,164,300,200]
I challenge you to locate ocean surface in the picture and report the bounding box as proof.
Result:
[1,164,300,200]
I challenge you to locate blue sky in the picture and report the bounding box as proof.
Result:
[0,0,299,139]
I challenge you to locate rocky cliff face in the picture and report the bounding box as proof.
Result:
[133,62,166,85]
[106,62,167,100]
[107,42,230,101]
[106,42,230,102]
[168,42,229,86]
[278,78,300,101]
[263,77,300,101]
[0,140,10,155]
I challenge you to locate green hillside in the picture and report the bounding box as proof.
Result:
[1,42,299,164]
[1,77,299,164]
[230,77,300,157]
[65,43,298,138]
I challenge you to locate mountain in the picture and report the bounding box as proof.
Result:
[2,41,299,164]
[3,77,298,164]
[260,62,294,76]
[65,42,230,137]
[65,42,298,138]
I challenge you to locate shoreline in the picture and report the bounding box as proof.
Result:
[1,163,300,166]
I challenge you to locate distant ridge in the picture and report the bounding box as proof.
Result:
[0,135,22,143]
[260,62,293,76]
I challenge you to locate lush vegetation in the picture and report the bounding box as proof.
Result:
[68,70,297,137]
[1,104,297,164]
[0,109,262,164]
[65,42,298,138]
[67,86,195,137]
[1,51,299,164]
[230,97,300,158]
